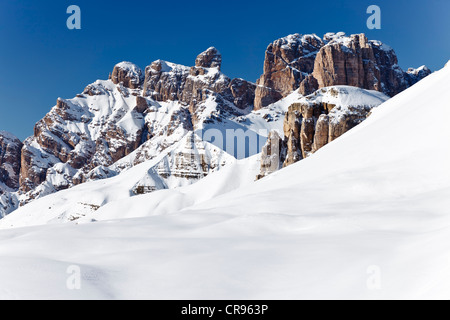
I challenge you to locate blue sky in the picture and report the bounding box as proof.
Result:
[0,0,449,140]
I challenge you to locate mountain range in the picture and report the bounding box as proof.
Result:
[0,50,448,299]
[0,32,430,218]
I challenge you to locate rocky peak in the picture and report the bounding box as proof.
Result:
[255,32,431,109]
[254,33,324,110]
[195,47,222,70]
[110,61,144,89]
[312,32,405,96]
[142,55,255,121]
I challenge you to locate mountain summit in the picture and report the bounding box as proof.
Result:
[254,32,430,109]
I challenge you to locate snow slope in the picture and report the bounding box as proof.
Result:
[0,63,449,299]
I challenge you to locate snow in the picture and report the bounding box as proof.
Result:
[0,61,447,299]
[0,131,21,143]
[1,132,237,227]
[114,61,143,81]
[153,60,189,74]
[370,40,393,52]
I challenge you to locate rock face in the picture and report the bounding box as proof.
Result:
[195,47,222,70]
[255,34,324,110]
[254,32,431,109]
[256,130,285,180]
[110,62,144,89]
[229,78,256,110]
[313,33,404,97]
[406,66,432,86]
[0,132,23,191]
[142,49,256,126]
[257,86,389,179]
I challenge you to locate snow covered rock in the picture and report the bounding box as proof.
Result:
[110,62,144,89]
[3,47,259,217]
[0,38,428,218]
[195,47,222,70]
[255,32,430,109]
[258,86,389,178]
[406,66,432,85]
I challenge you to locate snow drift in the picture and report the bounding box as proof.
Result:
[0,62,449,299]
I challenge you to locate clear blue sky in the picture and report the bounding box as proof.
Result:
[0,0,448,140]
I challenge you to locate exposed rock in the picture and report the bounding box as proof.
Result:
[257,130,285,180]
[282,131,302,168]
[298,75,319,96]
[254,34,324,109]
[19,138,55,193]
[300,117,315,158]
[256,32,431,108]
[284,86,388,166]
[0,132,23,191]
[195,47,222,70]
[110,62,144,89]
[406,66,432,86]
[229,78,256,110]
[257,86,389,178]
[312,33,406,97]
[254,86,282,110]
[135,96,149,113]
[143,60,190,102]
[312,115,329,152]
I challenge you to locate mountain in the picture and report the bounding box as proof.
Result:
[254,32,430,109]
[258,86,389,178]
[0,33,430,217]
[0,61,448,299]
[14,48,258,210]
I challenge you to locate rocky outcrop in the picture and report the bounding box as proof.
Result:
[142,50,255,126]
[143,60,190,102]
[110,62,144,89]
[311,114,329,152]
[195,47,222,70]
[0,132,23,191]
[256,131,285,180]
[255,32,431,108]
[406,66,432,86]
[313,33,405,97]
[254,34,324,109]
[229,78,256,110]
[258,86,389,179]
[283,86,388,165]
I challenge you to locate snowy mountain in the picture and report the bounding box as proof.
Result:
[255,32,430,108]
[8,49,259,214]
[258,86,389,178]
[0,61,448,299]
[0,33,429,218]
